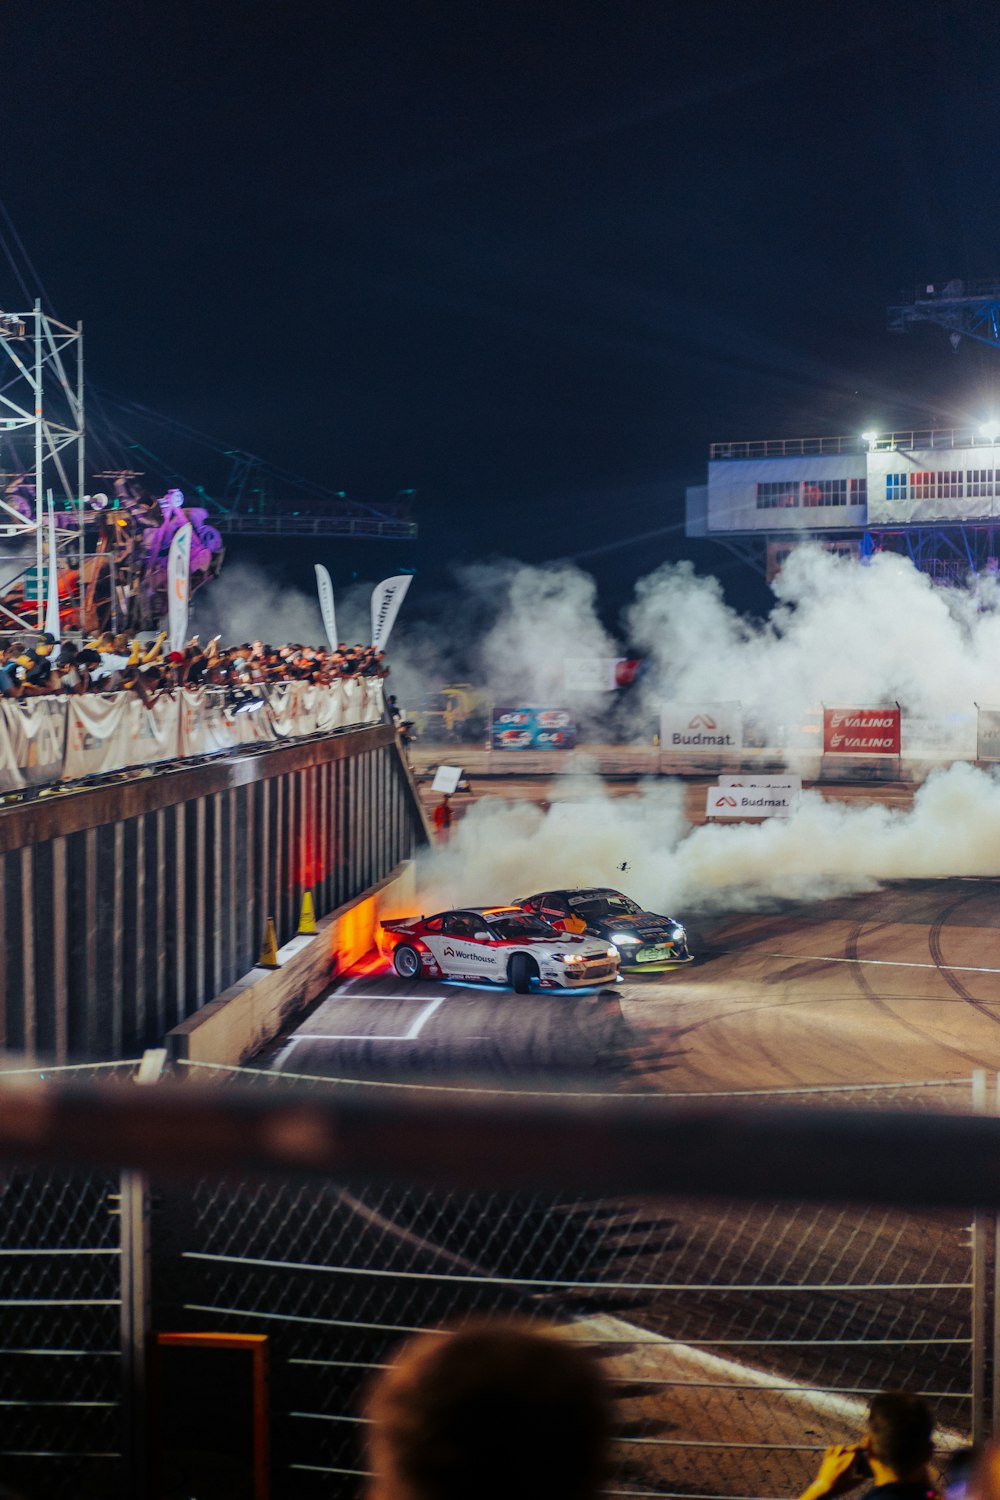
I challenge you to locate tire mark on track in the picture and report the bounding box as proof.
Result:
[927,891,1000,1026]
[844,917,992,1069]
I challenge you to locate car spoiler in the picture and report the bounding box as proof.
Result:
[381,917,416,933]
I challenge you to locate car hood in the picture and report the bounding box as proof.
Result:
[585,914,679,943]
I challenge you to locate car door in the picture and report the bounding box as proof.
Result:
[433,912,503,980]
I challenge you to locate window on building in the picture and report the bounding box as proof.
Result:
[886,473,907,501]
[936,471,963,499]
[802,478,848,507]
[967,469,993,499]
[850,478,867,505]
[910,471,935,500]
[756,481,799,509]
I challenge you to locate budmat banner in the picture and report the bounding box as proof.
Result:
[371,574,412,650]
[719,774,802,793]
[823,707,900,755]
[707,786,798,819]
[660,702,742,752]
[491,706,576,750]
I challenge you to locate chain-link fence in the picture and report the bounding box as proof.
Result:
[154,1068,977,1500]
[0,1061,145,1500]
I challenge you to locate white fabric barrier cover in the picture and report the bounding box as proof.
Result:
[2,680,385,787]
[0,699,65,788]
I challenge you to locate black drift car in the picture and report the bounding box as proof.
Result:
[513,887,693,973]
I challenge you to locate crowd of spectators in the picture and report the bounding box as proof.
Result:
[0,631,389,705]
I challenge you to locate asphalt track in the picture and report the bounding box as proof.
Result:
[261,851,994,1495]
[267,875,1000,1091]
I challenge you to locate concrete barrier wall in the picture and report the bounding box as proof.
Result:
[0,724,429,1062]
[165,861,416,1066]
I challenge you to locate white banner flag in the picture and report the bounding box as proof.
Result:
[44,498,61,641]
[371,574,412,650]
[315,564,338,651]
[167,523,193,656]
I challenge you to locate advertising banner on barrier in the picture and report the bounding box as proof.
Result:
[65,694,140,779]
[719,774,802,793]
[491,707,576,750]
[660,702,742,752]
[823,707,900,754]
[564,659,620,693]
[707,786,798,818]
[903,713,977,758]
[977,707,1000,761]
[167,523,193,656]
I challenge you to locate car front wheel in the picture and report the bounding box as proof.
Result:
[393,943,423,980]
[509,952,535,994]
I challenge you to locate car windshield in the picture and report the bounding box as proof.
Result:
[487,914,557,939]
[569,891,643,918]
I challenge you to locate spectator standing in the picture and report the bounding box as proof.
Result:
[432,793,453,843]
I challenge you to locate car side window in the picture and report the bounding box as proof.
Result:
[424,916,443,933]
[443,913,476,937]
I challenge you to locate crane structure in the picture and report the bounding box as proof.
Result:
[888,278,1000,353]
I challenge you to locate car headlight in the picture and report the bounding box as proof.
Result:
[556,952,586,964]
[671,925,686,941]
[610,933,636,946]
[606,946,618,959]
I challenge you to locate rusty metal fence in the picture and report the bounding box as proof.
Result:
[0,1065,987,1500]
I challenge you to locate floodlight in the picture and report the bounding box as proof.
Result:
[981,422,1000,443]
[861,430,878,446]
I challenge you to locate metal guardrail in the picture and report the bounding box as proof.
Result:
[215,514,417,538]
[710,429,997,459]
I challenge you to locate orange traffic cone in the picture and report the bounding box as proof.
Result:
[257,917,280,969]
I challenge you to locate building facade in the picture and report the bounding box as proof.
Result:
[686,427,1000,582]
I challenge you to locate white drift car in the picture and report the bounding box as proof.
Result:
[380,906,620,993]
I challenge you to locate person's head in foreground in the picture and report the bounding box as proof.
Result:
[365,1319,613,1500]
[800,1390,935,1500]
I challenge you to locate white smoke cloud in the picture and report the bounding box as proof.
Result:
[628,548,1000,725]
[415,761,1000,917]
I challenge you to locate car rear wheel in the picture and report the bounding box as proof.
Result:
[509,952,535,994]
[393,943,423,980]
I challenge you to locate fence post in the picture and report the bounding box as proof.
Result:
[120,1050,165,1497]
[973,1070,991,1443]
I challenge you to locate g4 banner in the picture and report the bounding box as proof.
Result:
[823,707,900,754]
[491,707,576,750]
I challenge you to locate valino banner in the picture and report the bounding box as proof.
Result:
[491,707,576,750]
[660,702,742,752]
[823,707,900,754]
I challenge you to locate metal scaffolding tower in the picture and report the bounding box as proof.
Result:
[0,299,84,626]
[888,279,1000,352]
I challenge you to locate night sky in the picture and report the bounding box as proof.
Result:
[7,0,1000,619]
